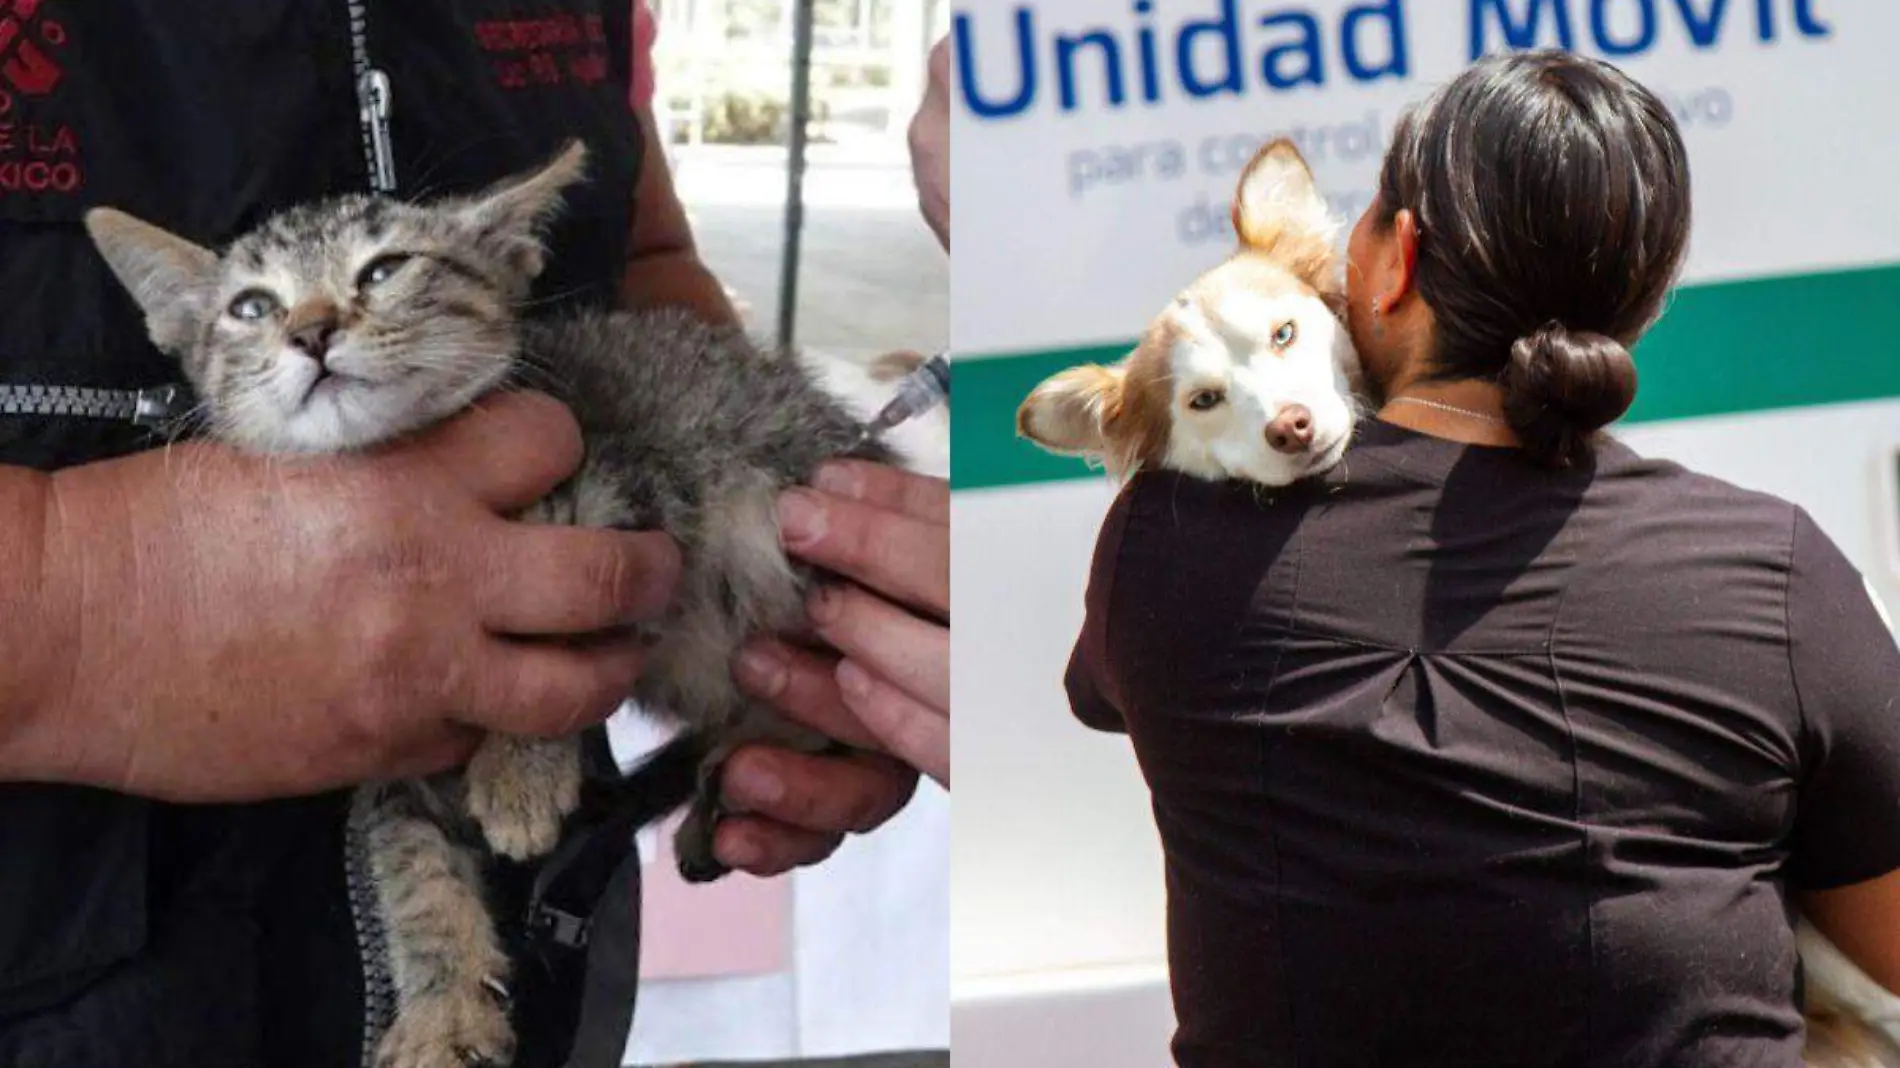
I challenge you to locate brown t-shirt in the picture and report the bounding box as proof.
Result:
[1067,419,1900,1068]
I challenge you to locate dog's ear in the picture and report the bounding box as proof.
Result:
[1019,361,1170,476]
[1018,365,1126,459]
[84,208,219,356]
[1233,140,1338,284]
[1233,139,1328,245]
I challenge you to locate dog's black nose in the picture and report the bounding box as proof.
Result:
[1267,405,1315,454]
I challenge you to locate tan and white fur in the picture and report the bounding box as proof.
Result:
[1018,140,1362,487]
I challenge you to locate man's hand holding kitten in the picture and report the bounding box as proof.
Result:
[0,392,681,800]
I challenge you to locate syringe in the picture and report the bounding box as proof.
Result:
[857,352,950,443]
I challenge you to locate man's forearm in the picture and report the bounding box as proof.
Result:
[620,107,743,330]
[0,465,82,781]
[910,37,951,252]
[620,249,741,328]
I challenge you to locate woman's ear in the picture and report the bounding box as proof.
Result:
[1388,207,1422,308]
[1018,365,1125,457]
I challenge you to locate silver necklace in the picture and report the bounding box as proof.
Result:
[1388,396,1508,426]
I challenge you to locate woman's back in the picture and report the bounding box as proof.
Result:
[1069,419,1900,1067]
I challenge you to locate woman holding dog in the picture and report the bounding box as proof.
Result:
[1067,50,1900,1067]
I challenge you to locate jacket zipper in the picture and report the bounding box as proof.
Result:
[342,3,400,1062]
[345,802,399,1066]
[0,383,186,428]
[345,0,398,192]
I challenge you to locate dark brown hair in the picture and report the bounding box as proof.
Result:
[1377,50,1692,468]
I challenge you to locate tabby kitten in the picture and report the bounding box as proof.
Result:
[85,143,890,1068]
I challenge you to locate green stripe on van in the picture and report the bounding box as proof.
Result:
[951,262,1900,492]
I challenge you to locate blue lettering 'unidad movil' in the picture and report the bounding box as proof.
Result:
[956,0,1410,118]
[954,0,1832,120]
[1469,0,1830,57]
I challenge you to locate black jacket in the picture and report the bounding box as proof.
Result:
[0,3,642,1064]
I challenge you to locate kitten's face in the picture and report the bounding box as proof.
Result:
[85,142,588,453]
[182,198,519,451]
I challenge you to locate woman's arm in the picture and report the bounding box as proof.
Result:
[1803,873,1900,993]
[619,104,740,327]
[1787,510,1900,993]
[1064,480,1139,734]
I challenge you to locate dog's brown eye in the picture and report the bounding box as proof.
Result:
[1188,389,1225,412]
[228,290,280,322]
[1272,321,1298,349]
[357,254,413,289]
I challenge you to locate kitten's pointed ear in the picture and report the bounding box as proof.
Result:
[84,208,218,355]
[456,140,591,283]
[1018,365,1127,458]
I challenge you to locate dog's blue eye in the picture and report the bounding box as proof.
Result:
[357,254,413,289]
[228,290,280,322]
[1189,389,1225,412]
[1273,322,1298,349]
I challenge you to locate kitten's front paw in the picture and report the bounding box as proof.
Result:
[464,736,582,862]
[674,753,733,884]
[674,800,731,884]
[375,985,515,1068]
[670,719,837,883]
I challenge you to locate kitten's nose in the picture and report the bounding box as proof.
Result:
[1267,404,1315,455]
[286,308,340,363]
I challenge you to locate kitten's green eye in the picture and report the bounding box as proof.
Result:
[357,254,413,289]
[1272,321,1298,350]
[228,291,280,322]
[1188,389,1225,412]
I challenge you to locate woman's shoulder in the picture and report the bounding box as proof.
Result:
[1594,435,1805,535]
[1333,418,1806,528]
[1110,427,1810,559]
[1118,467,1331,524]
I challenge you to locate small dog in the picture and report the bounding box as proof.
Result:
[1017,139,1362,487]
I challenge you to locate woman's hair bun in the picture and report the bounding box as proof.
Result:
[1499,322,1638,470]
